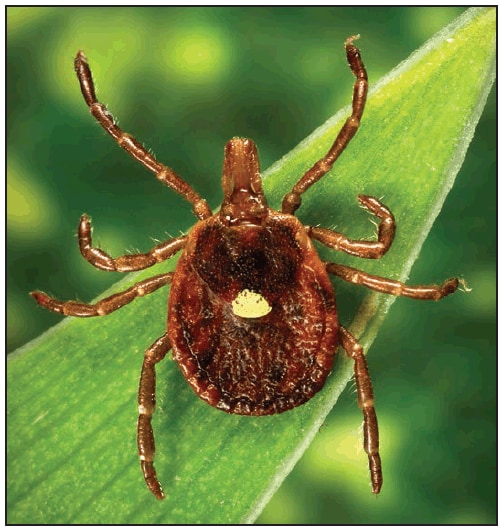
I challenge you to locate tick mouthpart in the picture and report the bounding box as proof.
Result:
[220,137,269,225]
[223,137,261,192]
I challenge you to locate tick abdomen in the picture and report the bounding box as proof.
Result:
[168,214,338,415]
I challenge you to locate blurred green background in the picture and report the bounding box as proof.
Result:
[7,7,495,524]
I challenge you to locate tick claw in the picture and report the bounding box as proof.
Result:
[459,278,472,292]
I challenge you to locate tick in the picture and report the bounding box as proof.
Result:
[31,37,460,500]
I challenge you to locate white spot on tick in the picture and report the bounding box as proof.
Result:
[231,289,272,318]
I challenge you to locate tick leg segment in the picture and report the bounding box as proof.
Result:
[30,273,173,317]
[308,195,396,259]
[326,263,459,300]
[339,325,382,494]
[137,333,171,500]
[282,36,368,214]
[74,51,212,221]
[78,214,187,272]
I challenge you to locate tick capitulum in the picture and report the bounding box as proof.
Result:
[31,37,459,500]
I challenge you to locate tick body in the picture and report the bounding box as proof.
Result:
[169,150,338,415]
[31,37,459,500]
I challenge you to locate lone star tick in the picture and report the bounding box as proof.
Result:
[31,36,460,500]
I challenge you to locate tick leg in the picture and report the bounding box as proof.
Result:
[78,214,187,272]
[137,332,171,500]
[74,51,212,220]
[308,195,396,259]
[282,36,368,214]
[339,325,382,494]
[326,263,459,300]
[30,273,172,317]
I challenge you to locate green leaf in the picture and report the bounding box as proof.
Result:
[7,7,495,524]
